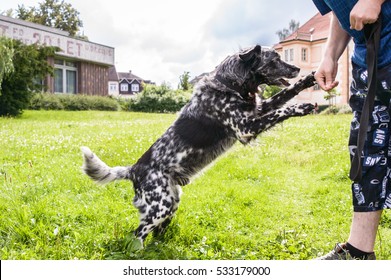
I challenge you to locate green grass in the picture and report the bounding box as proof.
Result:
[0,110,390,260]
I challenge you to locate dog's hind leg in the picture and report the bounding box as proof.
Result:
[152,209,177,237]
[133,183,181,244]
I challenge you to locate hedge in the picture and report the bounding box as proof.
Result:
[120,89,192,113]
[29,93,119,111]
[29,85,192,113]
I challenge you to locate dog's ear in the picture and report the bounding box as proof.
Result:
[239,45,261,63]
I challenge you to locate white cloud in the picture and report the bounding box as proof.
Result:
[1,0,319,87]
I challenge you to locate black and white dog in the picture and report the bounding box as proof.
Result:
[81,45,315,245]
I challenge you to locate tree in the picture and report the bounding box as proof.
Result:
[15,0,83,37]
[0,39,59,117]
[0,37,14,93]
[0,9,13,17]
[324,88,339,107]
[276,19,300,41]
[179,71,191,91]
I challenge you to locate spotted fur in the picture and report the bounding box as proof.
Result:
[81,45,315,245]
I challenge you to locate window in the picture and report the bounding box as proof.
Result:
[289,48,294,62]
[54,59,77,94]
[120,83,128,92]
[54,68,63,93]
[131,83,140,92]
[66,70,76,93]
[301,48,308,62]
[284,49,294,62]
[109,83,117,92]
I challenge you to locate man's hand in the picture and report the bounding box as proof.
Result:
[350,0,385,30]
[314,58,339,91]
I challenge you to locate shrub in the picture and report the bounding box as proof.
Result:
[29,93,119,111]
[28,85,191,113]
[122,84,192,113]
[29,93,64,110]
[263,85,282,99]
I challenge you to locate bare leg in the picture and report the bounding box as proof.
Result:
[347,210,382,252]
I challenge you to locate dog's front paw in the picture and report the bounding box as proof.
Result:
[296,73,316,89]
[296,103,315,115]
[285,103,314,116]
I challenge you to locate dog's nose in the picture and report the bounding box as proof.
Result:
[288,65,300,78]
[292,65,300,73]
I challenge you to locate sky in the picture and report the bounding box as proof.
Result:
[1,0,319,87]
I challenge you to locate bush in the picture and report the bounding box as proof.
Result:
[29,93,119,111]
[121,84,192,113]
[28,85,192,113]
[263,85,282,99]
[29,93,64,110]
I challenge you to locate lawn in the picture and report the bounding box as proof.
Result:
[0,110,390,260]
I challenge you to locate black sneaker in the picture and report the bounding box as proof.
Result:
[316,243,376,260]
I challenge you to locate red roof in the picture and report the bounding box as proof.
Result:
[280,12,331,43]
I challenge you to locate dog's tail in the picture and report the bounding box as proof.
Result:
[81,146,133,185]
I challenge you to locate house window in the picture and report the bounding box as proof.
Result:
[120,83,128,92]
[284,49,294,62]
[109,83,117,92]
[131,83,140,92]
[54,68,63,93]
[301,48,308,62]
[54,59,77,94]
[289,48,294,62]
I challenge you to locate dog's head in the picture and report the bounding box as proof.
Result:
[215,45,300,97]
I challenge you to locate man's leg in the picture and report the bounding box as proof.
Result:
[347,210,382,252]
[316,208,381,260]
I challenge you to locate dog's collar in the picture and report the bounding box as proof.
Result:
[215,73,256,103]
[215,73,247,96]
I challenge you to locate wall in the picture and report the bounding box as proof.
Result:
[78,62,109,95]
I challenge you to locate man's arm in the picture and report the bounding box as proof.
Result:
[314,12,351,91]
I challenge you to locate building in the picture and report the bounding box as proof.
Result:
[107,68,155,98]
[0,14,114,96]
[274,12,353,105]
[118,71,144,96]
[108,66,119,96]
[114,70,154,98]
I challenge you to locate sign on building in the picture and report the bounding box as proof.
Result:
[0,15,114,66]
